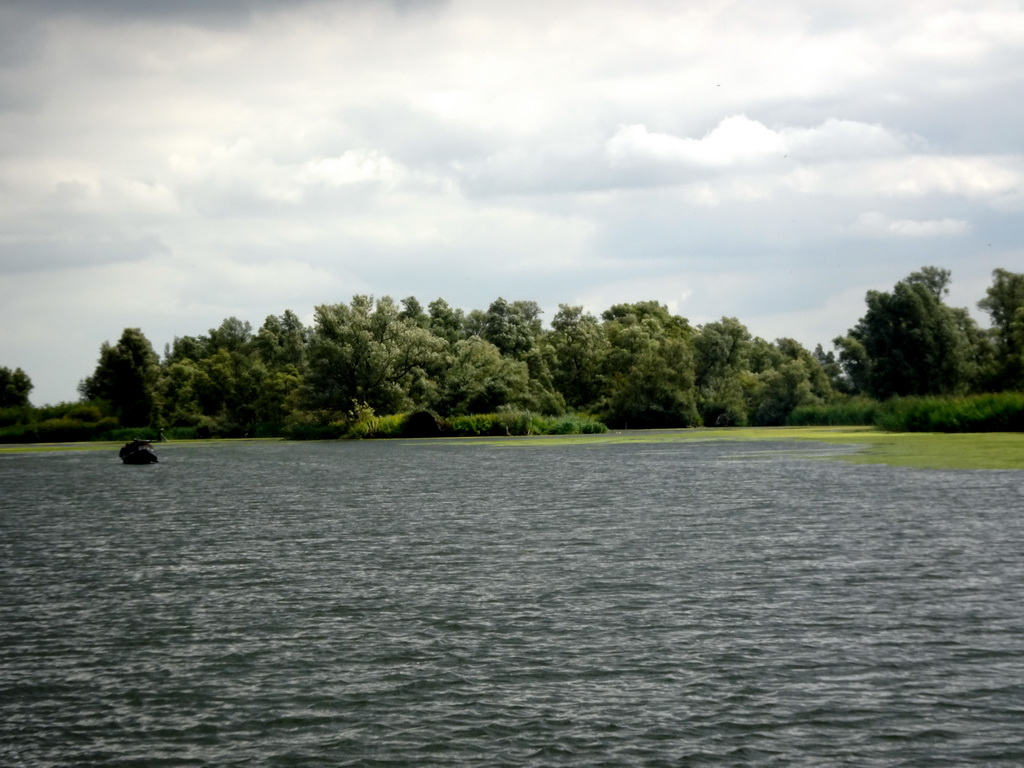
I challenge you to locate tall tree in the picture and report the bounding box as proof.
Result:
[481,298,543,359]
[431,337,532,415]
[303,295,445,414]
[742,338,832,425]
[80,328,160,426]
[599,302,699,428]
[546,305,608,410]
[978,268,1024,390]
[0,366,33,408]
[208,316,253,354]
[399,296,430,328]
[254,310,309,373]
[427,298,466,346]
[834,267,975,399]
[692,317,751,425]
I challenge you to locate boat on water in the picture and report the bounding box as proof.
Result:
[119,439,158,464]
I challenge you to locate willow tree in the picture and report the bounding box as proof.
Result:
[0,366,32,408]
[546,304,608,410]
[978,268,1024,390]
[599,302,699,428]
[79,328,160,426]
[303,295,446,414]
[834,267,977,399]
[692,317,752,425]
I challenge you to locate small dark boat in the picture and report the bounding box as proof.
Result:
[119,439,158,464]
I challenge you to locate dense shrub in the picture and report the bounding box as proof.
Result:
[0,416,120,443]
[445,411,607,438]
[787,398,879,426]
[0,406,31,427]
[252,421,286,438]
[347,412,407,439]
[282,421,347,440]
[875,393,1024,432]
[65,405,104,422]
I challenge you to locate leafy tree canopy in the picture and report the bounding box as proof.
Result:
[0,366,33,408]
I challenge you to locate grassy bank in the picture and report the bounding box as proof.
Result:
[790,392,1024,432]
[3,426,1020,471]
[472,426,1024,471]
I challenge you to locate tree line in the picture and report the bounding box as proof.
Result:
[2,267,1022,440]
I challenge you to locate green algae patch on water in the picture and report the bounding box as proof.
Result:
[820,430,1024,470]
[0,437,284,455]
[474,426,1024,471]
[0,441,120,454]
[730,427,1024,470]
[5,429,1021,470]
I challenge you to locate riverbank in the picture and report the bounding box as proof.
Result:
[2,427,1021,470]
[470,426,1024,471]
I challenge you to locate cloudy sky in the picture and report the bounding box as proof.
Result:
[2,0,1021,404]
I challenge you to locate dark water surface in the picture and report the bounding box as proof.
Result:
[2,438,1024,766]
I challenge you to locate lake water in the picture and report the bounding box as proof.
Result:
[2,437,1024,766]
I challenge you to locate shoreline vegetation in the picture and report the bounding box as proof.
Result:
[2,267,1023,443]
[3,392,1023,445]
[2,425,1021,471]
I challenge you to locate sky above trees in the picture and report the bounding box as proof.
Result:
[1,0,1022,404]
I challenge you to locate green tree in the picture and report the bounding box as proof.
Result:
[194,348,271,433]
[834,267,976,399]
[399,296,430,328]
[254,310,309,373]
[0,366,33,408]
[156,359,204,427]
[814,344,852,395]
[692,317,751,425]
[599,302,699,428]
[546,305,608,410]
[427,298,466,346]
[80,328,160,426]
[164,334,211,364]
[481,298,543,359]
[978,268,1024,390]
[743,338,832,425]
[208,316,253,355]
[304,295,445,414]
[431,336,532,415]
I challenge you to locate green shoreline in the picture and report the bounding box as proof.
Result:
[2,427,1022,470]
[481,426,1024,470]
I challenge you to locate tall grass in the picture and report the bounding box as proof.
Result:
[286,409,610,440]
[788,392,1024,432]
[445,411,607,438]
[0,416,119,443]
[875,393,1024,432]
[786,398,879,427]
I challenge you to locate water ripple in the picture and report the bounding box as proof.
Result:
[2,440,1023,766]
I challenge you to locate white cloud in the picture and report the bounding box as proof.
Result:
[606,116,786,169]
[1,0,1022,403]
[846,211,971,238]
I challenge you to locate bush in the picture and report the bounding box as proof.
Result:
[0,423,34,442]
[347,412,407,439]
[787,397,879,426]
[0,406,31,427]
[282,421,347,440]
[876,393,1024,432]
[252,421,286,438]
[447,410,608,437]
[448,413,496,436]
[65,405,104,422]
